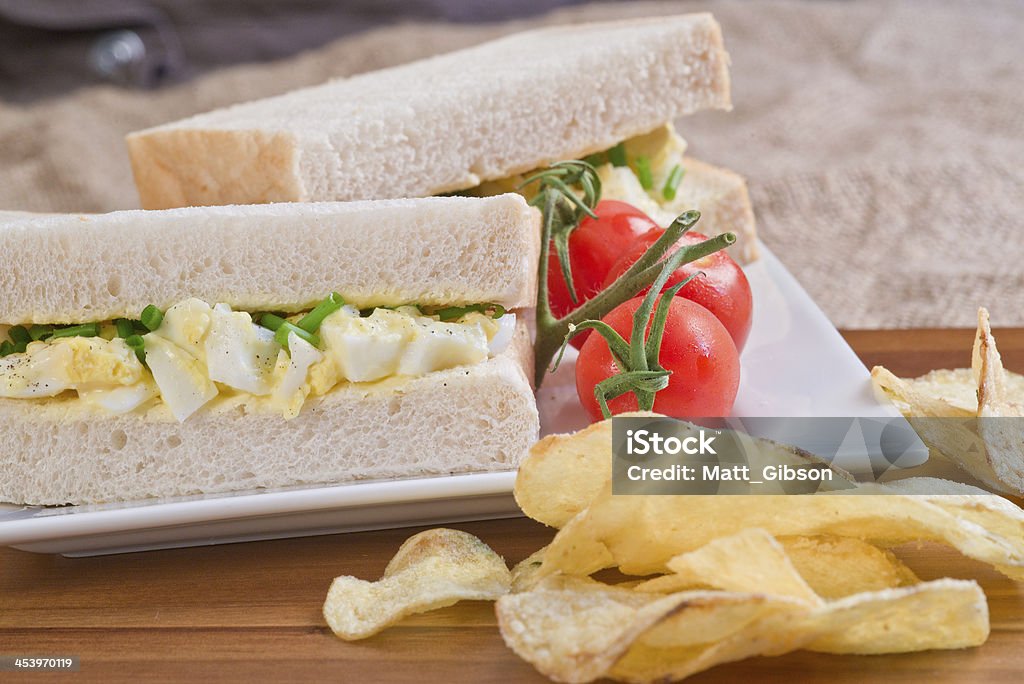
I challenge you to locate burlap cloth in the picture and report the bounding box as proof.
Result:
[1,0,1021,329]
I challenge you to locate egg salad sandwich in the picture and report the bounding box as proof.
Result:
[127,13,757,263]
[0,196,539,505]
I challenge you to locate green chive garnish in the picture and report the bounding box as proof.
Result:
[0,340,14,357]
[635,156,653,190]
[435,303,507,322]
[297,292,345,333]
[662,165,685,201]
[258,313,286,331]
[7,326,30,346]
[607,142,628,167]
[274,322,320,350]
[28,324,53,341]
[125,334,147,365]
[50,323,100,339]
[115,319,136,339]
[140,305,164,331]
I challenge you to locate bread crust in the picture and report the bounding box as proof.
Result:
[0,195,539,325]
[128,13,731,208]
[0,320,538,505]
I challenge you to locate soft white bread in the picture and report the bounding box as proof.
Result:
[127,14,731,209]
[0,319,537,505]
[675,157,758,264]
[0,195,539,325]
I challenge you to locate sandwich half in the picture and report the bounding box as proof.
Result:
[127,13,757,263]
[0,195,539,505]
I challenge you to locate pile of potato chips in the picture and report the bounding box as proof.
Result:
[324,413,1024,682]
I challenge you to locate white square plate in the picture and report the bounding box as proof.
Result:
[0,242,921,555]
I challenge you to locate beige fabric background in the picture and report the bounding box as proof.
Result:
[1,0,1021,329]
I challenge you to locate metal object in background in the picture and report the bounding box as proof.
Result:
[89,30,148,86]
[0,0,590,101]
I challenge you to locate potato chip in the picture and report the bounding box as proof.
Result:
[496,577,810,683]
[778,535,918,599]
[516,412,852,529]
[497,574,988,683]
[635,530,917,600]
[975,308,1024,491]
[803,579,988,655]
[870,366,976,418]
[872,307,1024,495]
[879,477,1022,534]
[510,546,548,593]
[323,528,510,640]
[635,529,821,604]
[537,485,1024,581]
[514,413,643,529]
[615,581,986,682]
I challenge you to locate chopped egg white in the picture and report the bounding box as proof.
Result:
[486,313,517,356]
[319,307,412,383]
[270,333,323,419]
[142,333,218,421]
[204,305,279,395]
[155,298,213,361]
[78,382,159,414]
[398,316,489,376]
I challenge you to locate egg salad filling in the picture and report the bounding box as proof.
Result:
[472,123,691,226]
[0,297,516,422]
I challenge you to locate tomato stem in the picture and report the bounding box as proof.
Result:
[521,161,602,305]
[533,206,736,387]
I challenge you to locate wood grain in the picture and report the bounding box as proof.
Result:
[2,328,1023,683]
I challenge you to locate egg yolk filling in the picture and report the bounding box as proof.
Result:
[0,299,516,422]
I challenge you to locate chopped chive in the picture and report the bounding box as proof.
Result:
[662,165,686,201]
[297,292,345,333]
[115,318,136,339]
[635,156,654,190]
[7,326,30,346]
[258,313,286,331]
[274,322,320,351]
[28,324,53,341]
[607,142,628,167]
[140,305,164,331]
[435,303,507,322]
[125,334,147,365]
[50,323,100,339]
[0,340,14,357]
[582,152,606,168]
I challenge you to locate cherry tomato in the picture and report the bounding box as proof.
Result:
[547,200,658,327]
[602,230,753,351]
[575,296,740,420]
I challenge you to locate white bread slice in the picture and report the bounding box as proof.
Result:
[127,14,731,209]
[0,194,539,325]
[0,319,537,505]
[674,157,758,264]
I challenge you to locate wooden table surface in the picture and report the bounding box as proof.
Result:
[2,328,1023,683]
